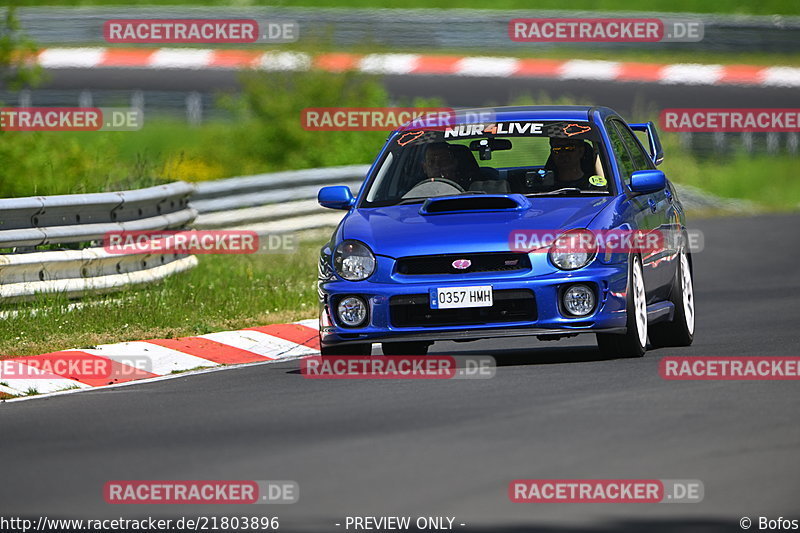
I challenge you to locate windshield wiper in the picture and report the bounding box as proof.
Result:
[527,188,607,196]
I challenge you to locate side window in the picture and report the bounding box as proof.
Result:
[605,120,635,183]
[612,120,653,171]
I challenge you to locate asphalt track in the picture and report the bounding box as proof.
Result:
[36,68,800,116]
[1,213,799,533]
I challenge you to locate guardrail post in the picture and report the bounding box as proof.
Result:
[131,90,144,113]
[79,90,93,108]
[741,132,754,154]
[186,92,202,125]
[713,131,726,154]
[787,132,798,155]
[766,132,779,154]
[18,89,31,107]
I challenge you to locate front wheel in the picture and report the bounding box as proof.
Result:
[649,247,695,348]
[597,254,648,358]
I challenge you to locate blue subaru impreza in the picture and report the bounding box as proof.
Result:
[316,106,695,358]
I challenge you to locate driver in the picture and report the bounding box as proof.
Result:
[549,137,603,190]
[421,143,464,188]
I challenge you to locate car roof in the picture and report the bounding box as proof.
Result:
[428,105,619,124]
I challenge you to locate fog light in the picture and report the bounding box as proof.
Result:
[337,296,368,327]
[563,284,595,316]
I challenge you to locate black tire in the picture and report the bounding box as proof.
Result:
[649,246,695,348]
[381,342,431,356]
[596,254,647,358]
[320,342,372,356]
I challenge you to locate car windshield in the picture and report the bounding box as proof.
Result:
[361,120,613,207]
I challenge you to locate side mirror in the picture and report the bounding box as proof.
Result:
[318,186,355,210]
[630,170,666,194]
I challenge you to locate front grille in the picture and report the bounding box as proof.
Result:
[395,252,531,276]
[390,289,536,327]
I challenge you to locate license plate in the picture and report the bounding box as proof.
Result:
[430,286,493,309]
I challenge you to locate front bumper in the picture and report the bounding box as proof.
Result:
[319,263,630,346]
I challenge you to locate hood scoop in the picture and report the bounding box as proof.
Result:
[420,194,530,215]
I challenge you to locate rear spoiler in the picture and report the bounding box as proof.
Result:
[628,122,664,167]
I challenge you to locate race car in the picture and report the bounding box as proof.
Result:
[316,105,695,357]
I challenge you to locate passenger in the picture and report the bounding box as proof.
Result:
[548,137,603,190]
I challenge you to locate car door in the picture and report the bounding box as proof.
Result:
[605,118,668,303]
[616,121,679,300]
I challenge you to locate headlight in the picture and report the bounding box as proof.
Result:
[562,284,596,316]
[336,296,368,327]
[334,240,376,281]
[549,229,597,270]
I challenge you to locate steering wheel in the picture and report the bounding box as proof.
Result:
[411,177,465,193]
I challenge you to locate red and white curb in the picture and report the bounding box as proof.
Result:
[0,319,319,399]
[33,47,800,87]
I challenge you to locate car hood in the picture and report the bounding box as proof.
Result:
[342,196,613,258]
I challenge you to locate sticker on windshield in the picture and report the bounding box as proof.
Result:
[443,122,544,138]
[396,130,438,146]
[589,175,607,187]
[397,130,424,146]
[542,122,594,139]
[563,123,593,136]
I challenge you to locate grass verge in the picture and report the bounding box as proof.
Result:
[661,147,800,210]
[0,236,325,357]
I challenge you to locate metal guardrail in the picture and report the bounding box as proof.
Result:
[0,166,367,302]
[9,7,800,53]
[191,165,367,227]
[0,182,198,301]
[190,165,368,238]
